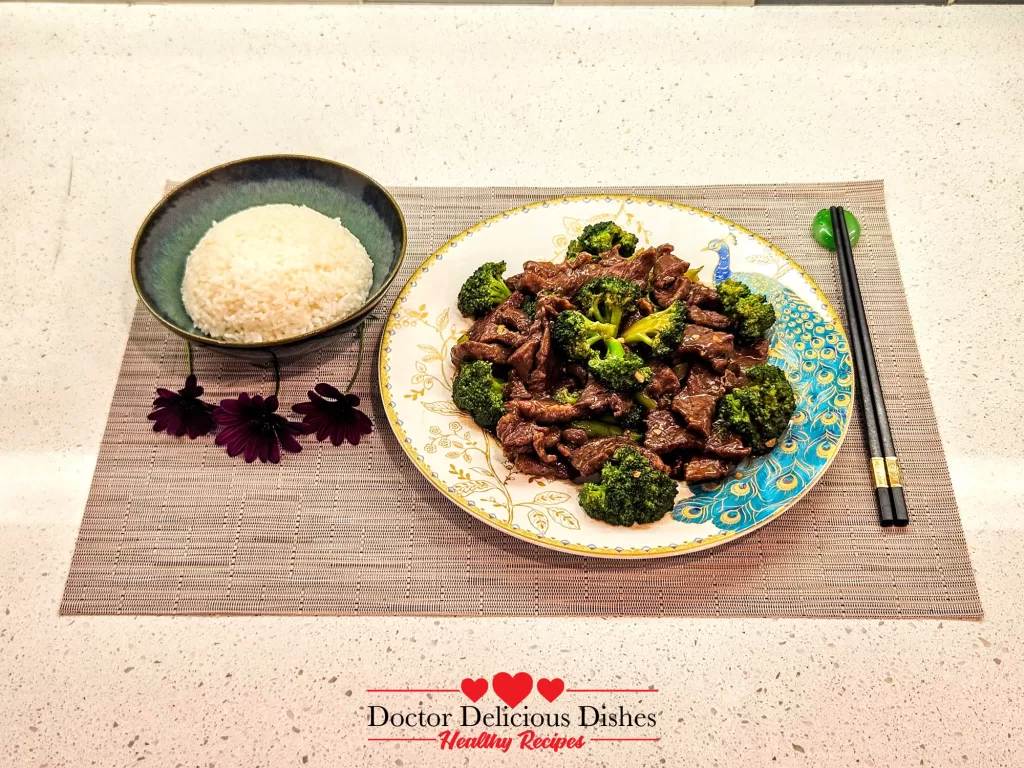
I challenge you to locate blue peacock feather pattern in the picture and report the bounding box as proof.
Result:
[706,235,737,283]
[672,272,853,531]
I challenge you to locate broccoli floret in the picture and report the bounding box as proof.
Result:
[621,301,688,359]
[553,387,580,405]
[578,447,678,527]
[552,310,617,363]
[567,221,639,261]
[520,296,537,319]
[716,279,749,314]
[574,277,642,331]
[456,261,512,318]
[716,363,796,455]
[618,401,648,432]
[451,360,506,431]
[717,279,777,345]
[587,338,652,393]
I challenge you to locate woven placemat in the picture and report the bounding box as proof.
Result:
[61,181,981,618]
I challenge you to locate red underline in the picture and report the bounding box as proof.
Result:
[591,738,661,742]
[367,738,437,742]
[567,689,659,693]
[366,689,460,693]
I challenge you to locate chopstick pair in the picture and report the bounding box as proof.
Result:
[830,207,909,528]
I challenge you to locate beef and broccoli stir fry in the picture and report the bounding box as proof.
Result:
[450,224,797,527]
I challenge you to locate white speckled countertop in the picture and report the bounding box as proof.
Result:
[1,4,1023,766]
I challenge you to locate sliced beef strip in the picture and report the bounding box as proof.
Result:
[513,399,583,424]
[650,245,694,307]
[594,247,657,287]
[569,436,670,477]
[495,414,561,464]
[678,324,735,373]
[495,413,537,456]
[555,427,590,459]
[515,248,656,298]
[732,338,771,370]
[672,362,728,437]
[684,456,734,483]
[564,363,589,387]
[534,293,576,317]
[533,427,562,464]
[653,276,692,309]
[704,429,752,461]
[576,378,632,418]
[508,332,540,382]
[686,305,733,331]
[451,340,510,368]
[561,427,590,446]
[644,362,681,400]
[526,319,558,393]
[681,362,727,399]
[512,377,632,423]
[514,453,570,480]
[643,410,705,454]
[467,292,531,345]
[722,365,748,392]
[636,297,656,316]
[515,253,599,296]
[472,327,525,347]
[491,292,532,331]
[671,393,718,438]
[688,283,719,308]
[505,372,531,401]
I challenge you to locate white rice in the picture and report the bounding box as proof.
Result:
[181,204,373,343]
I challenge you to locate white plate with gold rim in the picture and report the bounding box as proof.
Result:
[379,196,853,558]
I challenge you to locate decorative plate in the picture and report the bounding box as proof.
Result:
[379,196,853,558]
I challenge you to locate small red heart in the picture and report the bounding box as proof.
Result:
[460,677,488,703]
[536,677,565,703]
[492,672,533,709]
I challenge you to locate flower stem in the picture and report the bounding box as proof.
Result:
[270,351,281,397]
[184,341,194,376]
[346,323,367,394]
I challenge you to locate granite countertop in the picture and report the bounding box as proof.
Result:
[1,4,1022,766]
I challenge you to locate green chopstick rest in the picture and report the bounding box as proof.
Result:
[813,208,861,251]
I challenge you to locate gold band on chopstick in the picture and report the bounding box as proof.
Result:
[871,457,889,489]
[885,457,903,487]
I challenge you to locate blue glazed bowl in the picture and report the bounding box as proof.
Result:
[132,155,406,364]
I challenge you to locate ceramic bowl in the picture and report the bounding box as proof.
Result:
[132,155,406,364]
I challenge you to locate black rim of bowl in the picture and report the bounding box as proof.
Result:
[131,154,408,349]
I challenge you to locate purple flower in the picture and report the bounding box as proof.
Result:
[292,383,374,447]
[147,374,216,439]
[213,393,303,463]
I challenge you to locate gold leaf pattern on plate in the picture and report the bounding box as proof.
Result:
[547,508,579,529]
[528,509,549,534]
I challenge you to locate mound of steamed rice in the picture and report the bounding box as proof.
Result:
[181,204,373,343]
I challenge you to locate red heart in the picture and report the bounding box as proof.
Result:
[491,672,533,708]
[460,677,488,703]
[536,677,565,703]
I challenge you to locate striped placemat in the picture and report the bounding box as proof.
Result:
[60,181,981,618]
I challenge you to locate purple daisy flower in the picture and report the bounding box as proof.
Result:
[213,393,304,464]
[147,374,216,439]
[292,383,374,447]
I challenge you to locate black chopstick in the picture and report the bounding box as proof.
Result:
[830,208,894,527]
[831,207,909,527]
[833,208,909,527]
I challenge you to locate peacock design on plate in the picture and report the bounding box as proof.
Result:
[704,233,738,283]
